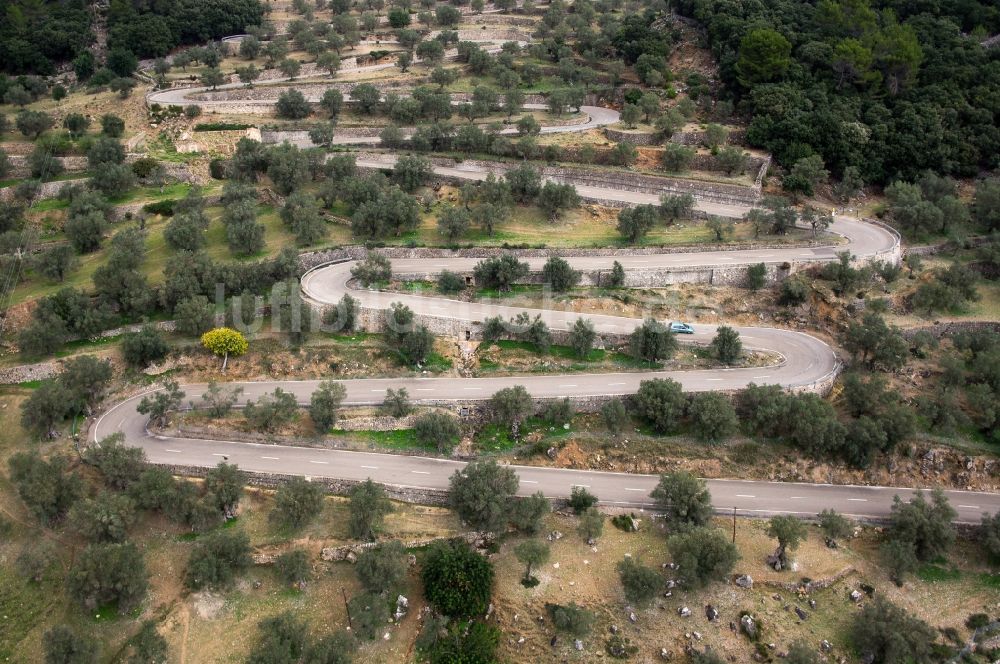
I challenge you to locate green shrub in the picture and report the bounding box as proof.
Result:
[142,199,176,216]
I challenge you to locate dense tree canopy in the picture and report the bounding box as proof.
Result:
[676,0,1000,183]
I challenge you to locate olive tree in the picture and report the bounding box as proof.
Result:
[650,470,713,530]
[448,459,518,533]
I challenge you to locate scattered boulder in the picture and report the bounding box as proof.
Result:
[550,636,558,647]
[628,611,638,624]
[574,640,584,651]
[849,590,863,603]
[795,607,808,621]
[705,605,719,622]
[825,537,839,549]
[660,647,673,660]
[548,531,564,541]
[741,614,758,640]
[610,625,619,634]
[395,595,409,621]
[735,574,754,589]
[345,550,358,564]
[820,640,832,652]
[678,607,692,617]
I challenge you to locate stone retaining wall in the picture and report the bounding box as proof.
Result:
[6,155,88,179]
[353,151,759,207]
[161,464,451,505]
[0,360,61,384]
[901,321,1000,340]
[388,260,793,289]
[0,178,87,203]
[905,234,994,257]
[670,129,747,146]
[297,235,830,271]
[603,128,660,146]
[466,14,538,26]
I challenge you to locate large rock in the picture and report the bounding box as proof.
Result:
[395,595,409,621]
[705,605,719,622]
[735,574,753,589]
[740,614,757,640]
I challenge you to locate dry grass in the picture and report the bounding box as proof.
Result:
[489,513,996,663]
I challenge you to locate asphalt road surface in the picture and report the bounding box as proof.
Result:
[92,385,1000,523]
[120,44,1000,522]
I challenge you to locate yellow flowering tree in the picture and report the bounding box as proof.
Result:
[201,327,249,370]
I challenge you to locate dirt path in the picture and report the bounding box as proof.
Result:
[180,606,190,664]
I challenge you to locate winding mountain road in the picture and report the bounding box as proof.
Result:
[90,219,998,523]
[119,36,1000,522]
[92,380,999,523]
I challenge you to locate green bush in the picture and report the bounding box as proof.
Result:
[142,199,176,216]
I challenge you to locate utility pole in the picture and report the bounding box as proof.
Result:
[732,506,737,544]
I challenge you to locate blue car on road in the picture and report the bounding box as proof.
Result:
[669,322,695,334]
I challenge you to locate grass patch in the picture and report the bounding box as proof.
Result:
[331,428,431,451]
[16,380,44,389]
[475,284,541,299]
[916,563,966,583]
[474,417,571,454]
[194,122,254,132]
[322,331,381,345]
[979,573,1000,589]
[491,339,605,362]
[400,280,438,292]
[0,569,58,659]
[422,352,453,372]
[107,182,192,206]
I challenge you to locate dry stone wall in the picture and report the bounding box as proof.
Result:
[352,151,760,207]
[6,155,88,179]
[161,464,451,505]
[603,128,660,146]
[0,178,87,203]
[297,236,831,271]
[669,129,747,146]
